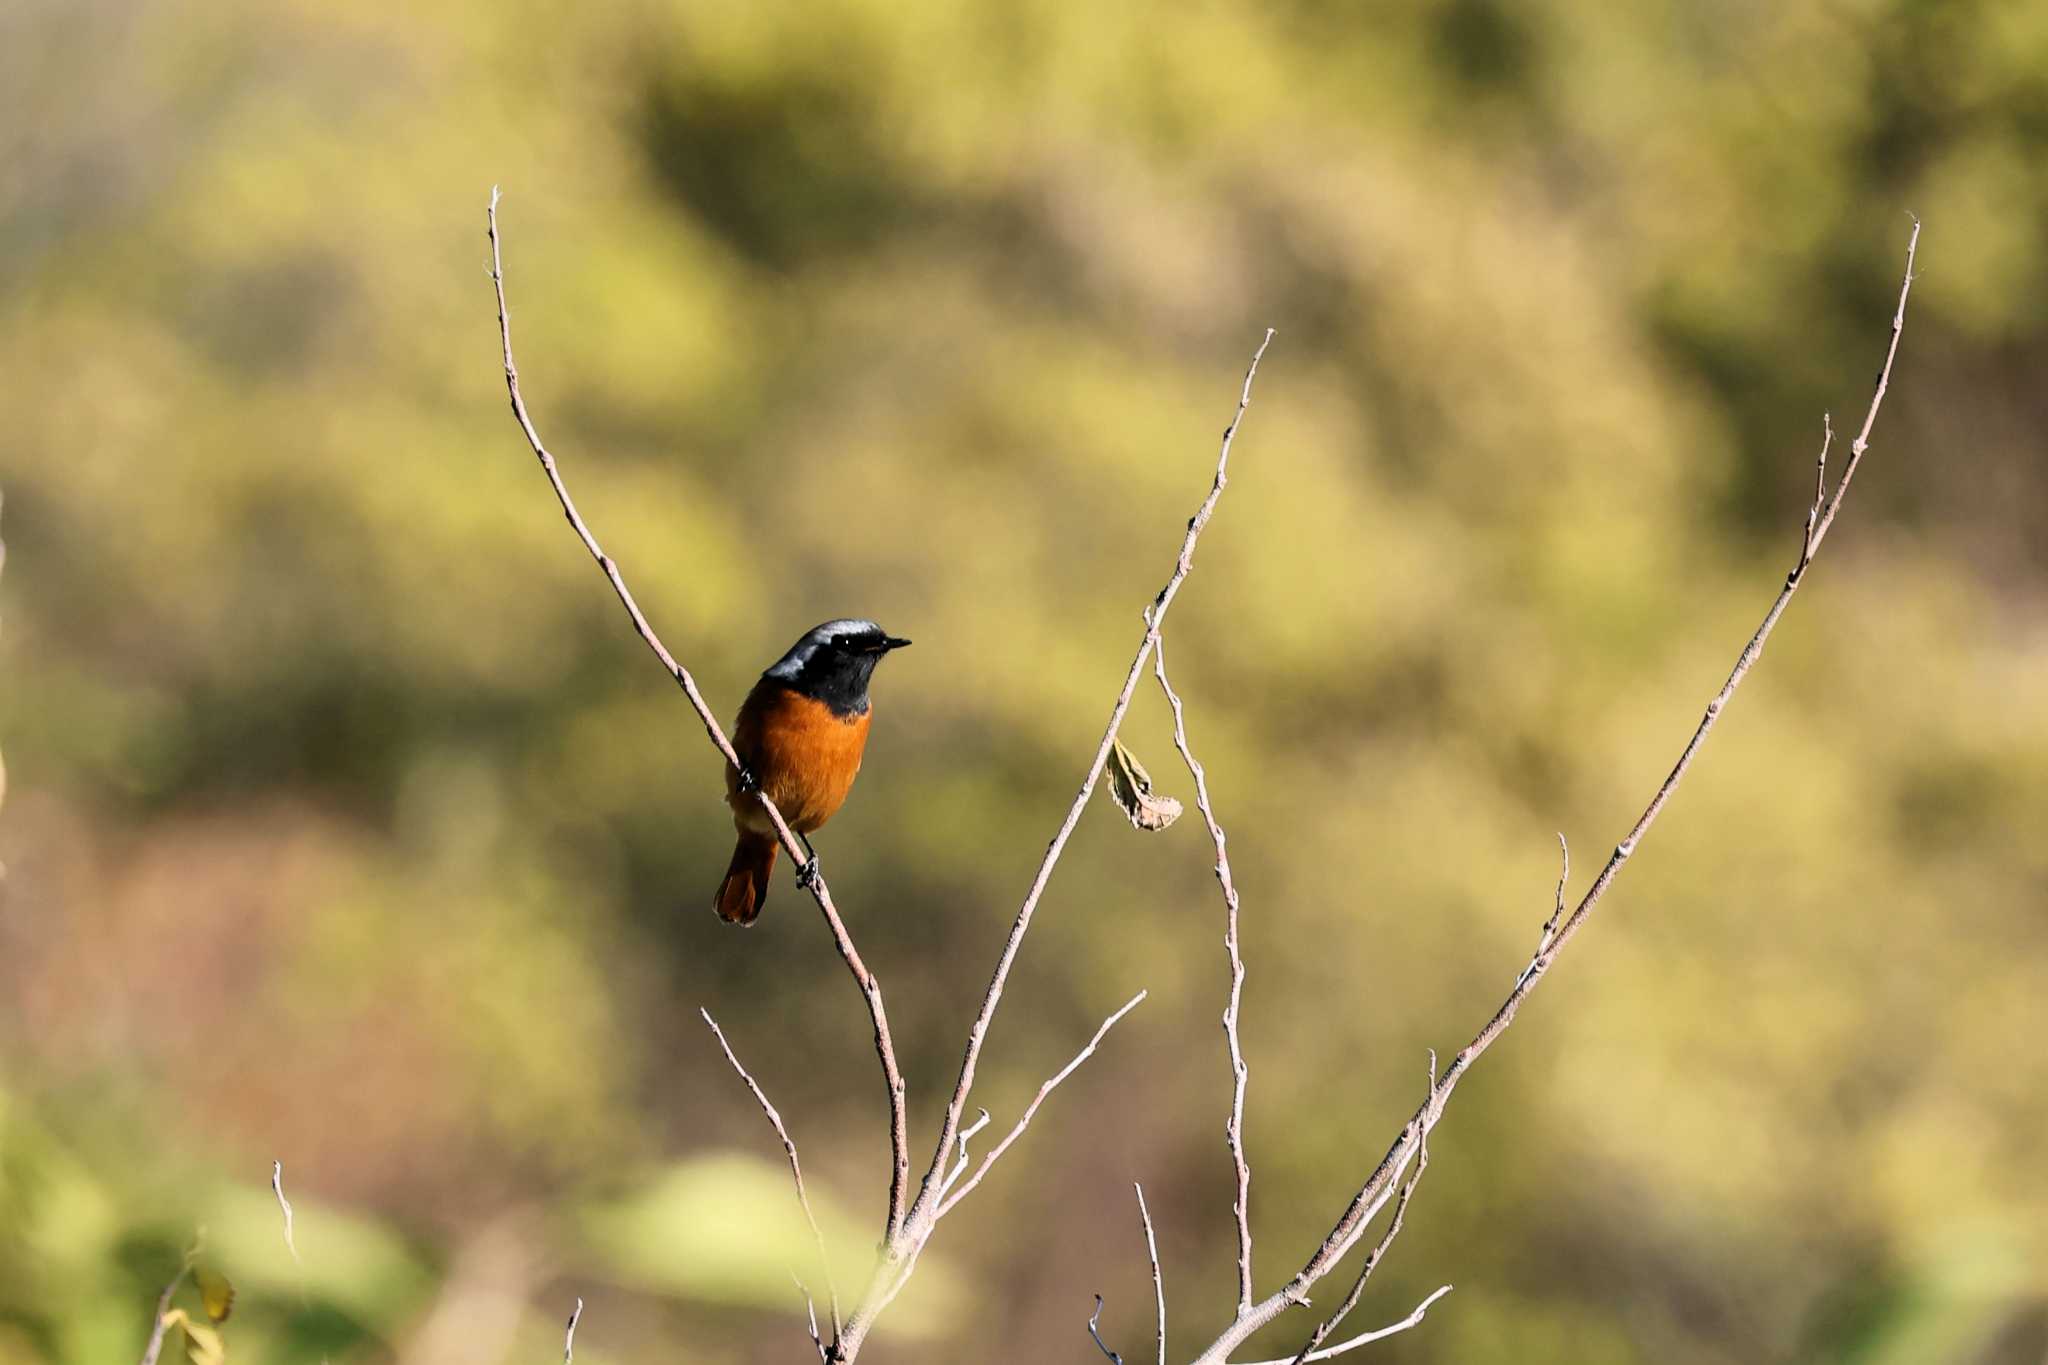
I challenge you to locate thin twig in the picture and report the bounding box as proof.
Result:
[487,192,1222,1364]
[935,991,1148,1218]
[136,1264,191,1365]
[1546,835,1569,945]
[1136,1184,1165,1365]
[1235,1286,1454,1365]
[1516,833,1571,990]
[1285,1055,1436,1365]
[271,1160,301,1264]
[909,329,1276,1253]
[1188,217,1921,1365]
[939,1110,992,1198]
[562,1297,583,1365]
[486,189,911,1244]
[1800,414,1833,563]
[1088,1295,1125,1363]
[1152,632,1254,1311]
[795,1276,829,1363]
[702,1009,843,1338]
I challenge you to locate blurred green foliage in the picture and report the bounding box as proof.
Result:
[3,0,2046,1361]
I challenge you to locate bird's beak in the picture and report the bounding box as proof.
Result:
[882,636,912,651]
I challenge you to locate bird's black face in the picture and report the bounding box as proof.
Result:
[764,618,911,716]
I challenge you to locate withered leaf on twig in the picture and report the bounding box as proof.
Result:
[1106,737,1184,832]
[193,1265,235,1324]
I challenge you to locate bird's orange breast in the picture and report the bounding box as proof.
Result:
[727,680,873,835]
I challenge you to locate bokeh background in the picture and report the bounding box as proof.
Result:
[3,1,2046,1361]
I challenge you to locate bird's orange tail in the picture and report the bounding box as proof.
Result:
[715,831,778,925]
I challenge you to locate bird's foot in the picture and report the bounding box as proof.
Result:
[735,766,760,796]
[796,855,823,891]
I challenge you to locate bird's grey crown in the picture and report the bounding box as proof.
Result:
[765,618,885,680]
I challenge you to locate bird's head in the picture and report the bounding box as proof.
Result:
[764,618,911,715]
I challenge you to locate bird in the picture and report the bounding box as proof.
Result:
[714,618,910,924]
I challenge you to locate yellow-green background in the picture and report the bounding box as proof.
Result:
[3,1,2045,1361]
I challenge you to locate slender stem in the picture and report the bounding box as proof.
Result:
[703,1010,843,1339]
[830,333,1275,1361]
[1137,1184,1166,1365]
[1153,634,1254,1311]
[909,330,1277,1241]
[135,1265,190,1365]
[484,190,911,1245]
[1090,1295,1126,1363]
[934,992,1148,1218]
[796,1277,828,1362]
[562,1297,584,1365]
[1233,1286,1453,1365]
[1285,1056,1434,1365]
[1188,217,1920,1365]
[271,1159,301,1264]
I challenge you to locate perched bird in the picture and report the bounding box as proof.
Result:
[715,618,910,924]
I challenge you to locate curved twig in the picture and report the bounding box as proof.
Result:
[909,328,1277,1240]
[702,1010,843,1339]
[1187,219,1921,1365]
[485,189,911,1242]
[1152,632,1254,1310]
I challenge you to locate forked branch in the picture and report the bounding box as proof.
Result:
[935,992,1148,1217]
[832,330,1277,1359]
[1181,217,1920,1365]
[488,192,1244,1362]
[908,328,1277,1237]
[1284,1055,1437,1365]
[484,190,913,1249]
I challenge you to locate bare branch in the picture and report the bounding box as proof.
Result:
[1516,833,1571,990]
[485,190,910,1241]
[702,1009,843,1338]
[271,1160,300,1265]
[1152,631,1254,1310]
[1089,1295,1126,1364]
[562,1297,583,1365]
[488,195,1255,1364]
[1235,1286,1454,1365]
[1800,414,1833,564]
[1547,835,1568,942]
[909,330,1277,1251]
[135,1264,190,1365]
[1136,1184,1165,1365]
[1285,1055,1436,1365]
[936,991,1148,1218]
[1188,218,1922,1365]
[939,1109,992,1197]
[794,1277,829,1363]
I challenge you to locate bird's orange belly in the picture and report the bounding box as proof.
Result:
[728,683,871,835]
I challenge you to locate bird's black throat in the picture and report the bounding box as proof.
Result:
[778,651,884,718]
[761,620,909,718]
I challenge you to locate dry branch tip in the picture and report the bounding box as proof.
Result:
[1088,1295,1125,1364]
[562,1297,583,1365]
